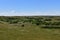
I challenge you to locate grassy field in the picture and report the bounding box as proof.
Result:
[0,23,60,40]
[0,16,60,40]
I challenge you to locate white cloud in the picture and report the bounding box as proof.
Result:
[0,10,60,16]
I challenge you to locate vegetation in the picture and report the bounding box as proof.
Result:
[0,16,60,40]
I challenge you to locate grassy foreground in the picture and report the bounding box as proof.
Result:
[0,23,60,40]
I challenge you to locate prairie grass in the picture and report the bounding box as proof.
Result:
[0,23,60,40]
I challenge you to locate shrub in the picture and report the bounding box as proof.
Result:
[35,22,40,25]
[21,24,24,27]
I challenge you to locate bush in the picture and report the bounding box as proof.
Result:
[44,19,52,21]
[21,24,24,27]
[36,23,40,25]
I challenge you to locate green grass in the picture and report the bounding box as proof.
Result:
[0,23,60,40]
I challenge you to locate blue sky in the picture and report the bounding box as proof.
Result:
[0,0,60,16]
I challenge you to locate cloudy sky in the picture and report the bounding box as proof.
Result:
[0,0,60,16]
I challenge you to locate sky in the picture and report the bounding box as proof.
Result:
[0,0,60,16]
